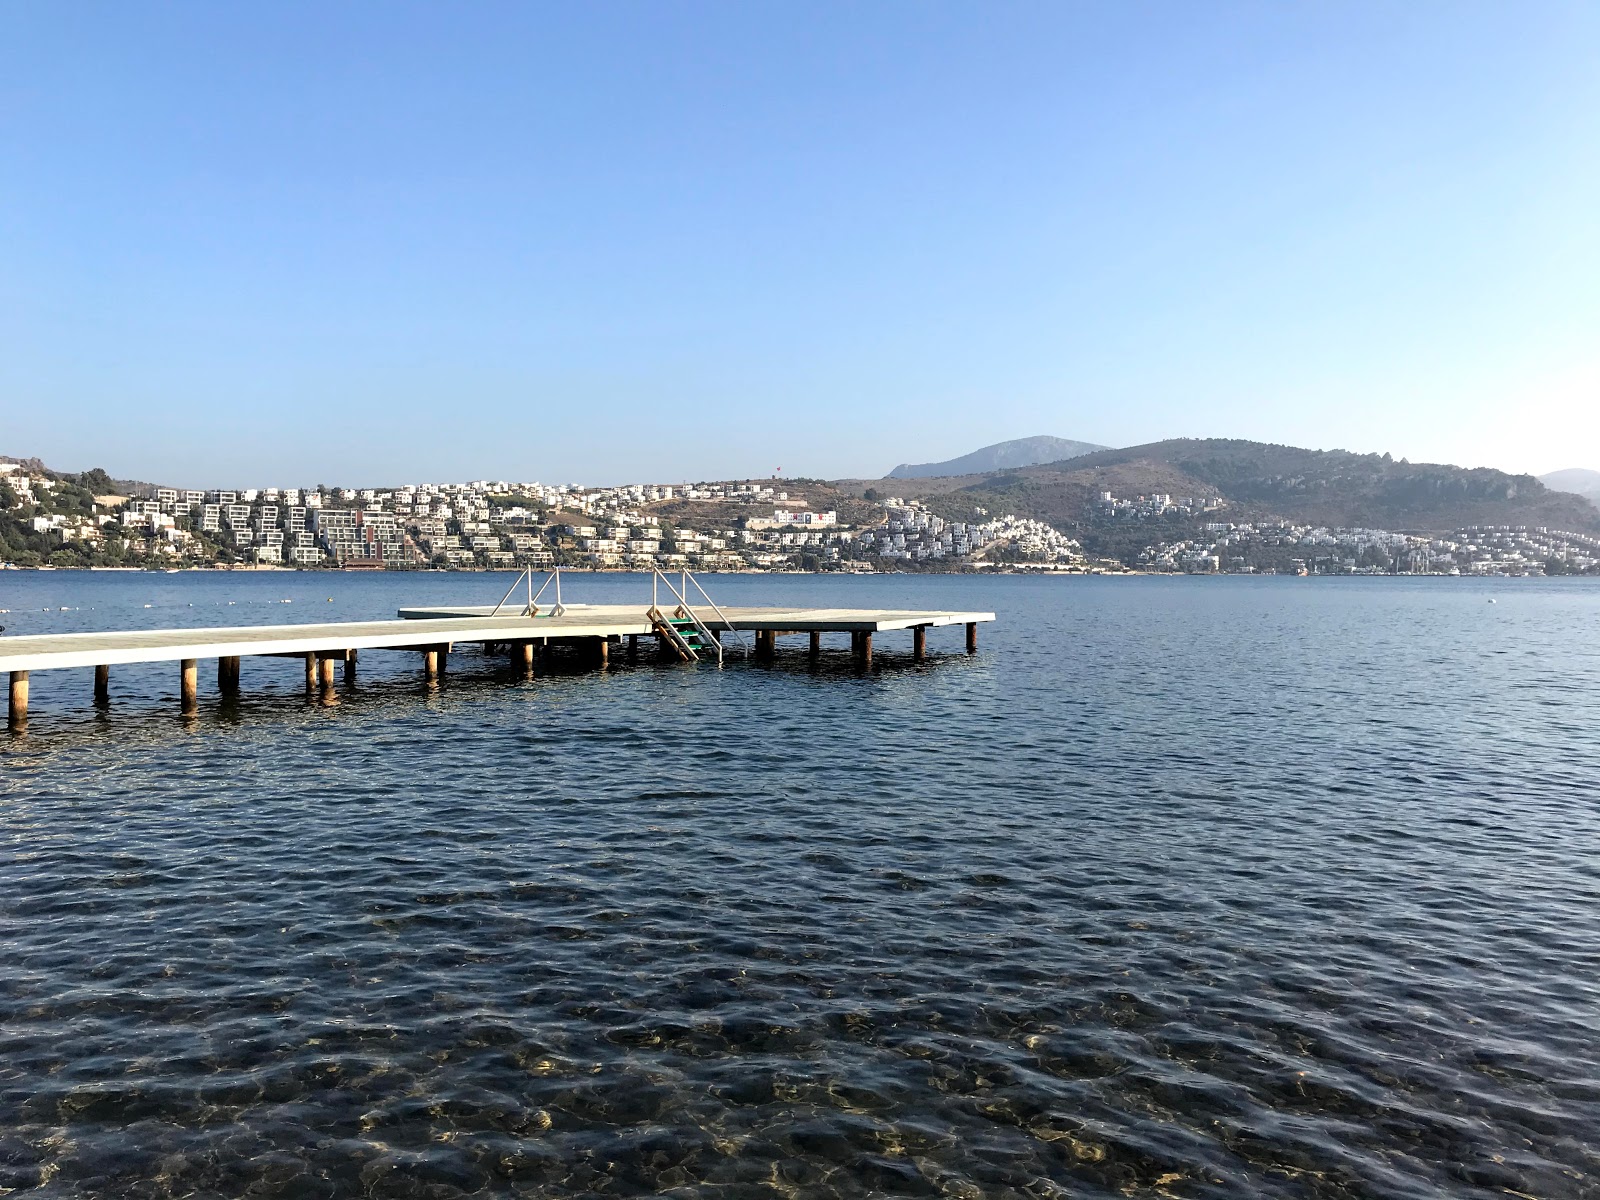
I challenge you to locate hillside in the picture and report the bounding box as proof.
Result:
[1541,468,1600,506]
[887,435,1109,480]
[1057,440,1600,530]
[0,454,160,497]
[840,439,1600,551]
[643,478,883,530]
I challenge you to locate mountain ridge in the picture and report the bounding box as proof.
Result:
[887,435,1109,479]
[842,438,1600,542]
[1540,468,1600,506]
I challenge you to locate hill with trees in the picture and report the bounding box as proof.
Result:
[839,438,1600,556]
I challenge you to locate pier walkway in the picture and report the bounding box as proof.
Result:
[2,598,993,727]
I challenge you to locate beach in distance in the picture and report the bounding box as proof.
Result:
[3,570,1598,1197]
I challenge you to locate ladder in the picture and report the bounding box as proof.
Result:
[649,606,711,662]
[649,569,750,665]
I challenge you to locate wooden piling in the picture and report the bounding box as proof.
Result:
[756,630,775,659]
[966,621,978,654]
[218,656,240,693]
[94,664,110,703]
[423,647,441,679]
[627,633,639,663]
[305,652,318,690]
[8,670,27,727]
[596,638,609,668]
[809,630,821,657]
[517,641,536,675]
[343,649,357,684]
[855,632,873,668]
[180,659,198,713]
[319,656,337,688]
[913,626,927,661]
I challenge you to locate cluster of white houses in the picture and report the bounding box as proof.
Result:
[3,462,1088,571]
[9,460,1598,576]
[1139,522,1600,575]
[1095,490,1227,519]
[859,500,1084,564]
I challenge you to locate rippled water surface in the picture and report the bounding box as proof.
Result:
[3,572,1600,1198]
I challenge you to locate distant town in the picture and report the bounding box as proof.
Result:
[0,462,1084,574]
[1,459,1595,575]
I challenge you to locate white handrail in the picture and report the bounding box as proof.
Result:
[683,568,752,658]
[489,567,562,618]
[652,570,723,665]
[488,566,530,617]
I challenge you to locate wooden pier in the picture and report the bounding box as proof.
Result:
[2,602,993,727]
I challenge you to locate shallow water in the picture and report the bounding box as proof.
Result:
[2,572,1599,1198]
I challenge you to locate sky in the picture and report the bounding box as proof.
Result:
[2,1,1598,487]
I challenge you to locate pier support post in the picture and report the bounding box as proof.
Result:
[94,664,110,703]
[180,659,198,714]
[627,633,639,663]
[966,622,978,654]
[319,656,337,689]
[517,641,536,676]
[854,632,873,668]
[423,647,442,679]
[218,656,240,694]
[756,630,775,659]
[8,671,27,728]
[595,638,609,668]
[913,626,927,661]
[809,630,821,658]
[343,649,357,684]
[305,653,318,690]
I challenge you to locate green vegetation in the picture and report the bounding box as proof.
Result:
[887,438,1600,540]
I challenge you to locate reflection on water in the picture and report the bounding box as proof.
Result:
[2,573,1599,1197]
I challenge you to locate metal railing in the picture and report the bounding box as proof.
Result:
[651,568,751,663]
[488,566,566,618]
[483,565,745,664]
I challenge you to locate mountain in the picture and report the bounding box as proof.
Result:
[842,439,1600,549]
[887,435,1110,480]
[1540,468,1600,506]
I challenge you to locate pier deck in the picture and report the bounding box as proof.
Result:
[397,603,988,632]
[2,603,994,726]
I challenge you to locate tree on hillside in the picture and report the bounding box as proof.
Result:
[76,468,115,494]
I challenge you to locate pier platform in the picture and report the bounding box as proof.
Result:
[1,600,993,727]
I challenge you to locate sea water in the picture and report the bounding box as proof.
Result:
[2,572,1598,1197]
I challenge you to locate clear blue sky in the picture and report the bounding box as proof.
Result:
[3,1,1597,487]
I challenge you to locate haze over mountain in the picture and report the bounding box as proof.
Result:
[1540,469,1600,506]
[888,436,1110,480]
